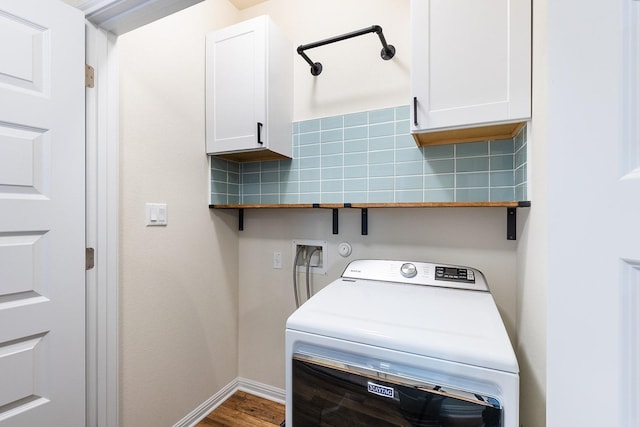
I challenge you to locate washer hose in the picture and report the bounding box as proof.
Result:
[305,248,321,301]
[293,246,305,308]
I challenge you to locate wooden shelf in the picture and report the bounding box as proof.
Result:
[209,201,530,240]
[412,122,526,147]
[209,201,530,209]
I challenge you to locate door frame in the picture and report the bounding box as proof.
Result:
[85,22,119,427]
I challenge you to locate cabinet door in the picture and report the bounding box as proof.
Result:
[411,0,531,132]
[206,18,266,154]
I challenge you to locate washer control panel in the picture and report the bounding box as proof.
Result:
[341,260,488,292]
[435,266,475,283]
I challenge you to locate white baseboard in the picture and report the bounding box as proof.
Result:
[173,377,286,427]
[173,379,237,427]
[237,377,286,404]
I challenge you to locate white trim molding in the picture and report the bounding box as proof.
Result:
[85,21,120,427]
[173,378,285,427]
[237,377,286,404]
[75,0,204,35]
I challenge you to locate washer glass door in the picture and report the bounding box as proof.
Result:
[292,355,502,426]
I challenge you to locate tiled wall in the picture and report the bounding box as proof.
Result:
[210,106,528,205]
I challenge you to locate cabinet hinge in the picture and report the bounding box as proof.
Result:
[85,64,95,88]
[86,247,95,270]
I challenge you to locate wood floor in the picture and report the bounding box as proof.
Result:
[196,391,285,427]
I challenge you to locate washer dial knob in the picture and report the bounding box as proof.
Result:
[400,263,417,278]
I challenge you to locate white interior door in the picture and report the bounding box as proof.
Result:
[0,1,85,425]
[547,0,640,425]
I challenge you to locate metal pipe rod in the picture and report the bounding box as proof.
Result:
[297,26,379,52]
[297,25,395,76]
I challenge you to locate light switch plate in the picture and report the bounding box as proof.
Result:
[145,203,167,226]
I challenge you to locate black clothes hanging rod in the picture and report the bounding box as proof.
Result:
[297,25,396,76]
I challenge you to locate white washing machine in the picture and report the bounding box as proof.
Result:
[285,259,519,427]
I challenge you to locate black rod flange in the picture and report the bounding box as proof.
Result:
[297,25,395,76]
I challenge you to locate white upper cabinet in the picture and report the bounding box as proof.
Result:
[206,15,292,161]
[410,0,531,146]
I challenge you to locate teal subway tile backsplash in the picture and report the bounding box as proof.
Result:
[299,132,320,145]
[344,165,367,179]
[425,189,455,202]
[369,107,395,123]
[370,136,394,151]
[491,171,515,187]
[457,173,490,188]
[322,154,343,168]
[395,105,410,120]
[300,143,320,157]
[490,155,514,171]
[321,129,342,143]
[396,148,423,162]
[344,138,367,152]
[369,151,393,165]
[299,119,320,133]
[490,139,515,155]
[424,144,454,159]
[425,174,455,189]
[344,127,368,141]
[369,122,395,137]
[424,159,454,175]
[396,176,423,190]
[396,190,423,202]
[321,116,343,130]
[369,163,394,177]
[456,188,490,202]
[457,157,490,173]
[321,142,342,155]
[456,141,488,157]
[491,187,516,201]
[321,167,343,180]
[345,179,367,192]
[344,112,368,127]
[396,134,416,149]
[210,108,528,204]
[397,161,423,176]
[344,153,366,166]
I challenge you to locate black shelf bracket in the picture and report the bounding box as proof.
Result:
[332,209,339,234]
[361,208,368,236]
[297,25,395,76]
[507,202,531,240]
[239,208,244,231]
[507,207,516,240]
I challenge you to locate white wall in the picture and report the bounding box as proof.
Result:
[118,1,240,425]
[516,0,548,424]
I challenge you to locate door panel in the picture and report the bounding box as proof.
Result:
[0,125,48,196]
[0,0,85,425]
[0,11,48,94]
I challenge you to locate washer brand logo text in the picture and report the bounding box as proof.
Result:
[367,382,394,399]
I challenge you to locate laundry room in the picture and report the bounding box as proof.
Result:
[116,0,544,426]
